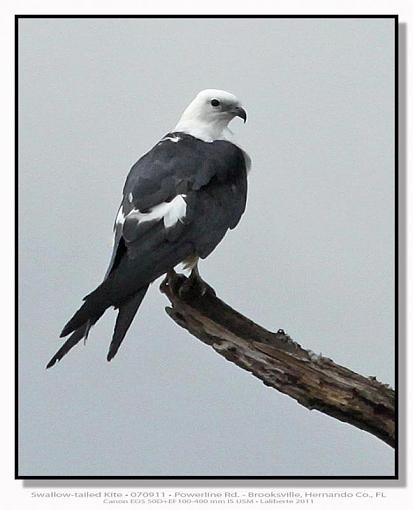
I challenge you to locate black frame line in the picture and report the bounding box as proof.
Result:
[14,14,399,481]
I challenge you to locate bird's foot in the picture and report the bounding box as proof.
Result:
[163,269,186,295]
[178,273,216,298]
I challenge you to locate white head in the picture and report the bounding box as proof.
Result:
[174,89,247,142]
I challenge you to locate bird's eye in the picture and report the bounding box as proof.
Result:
[211,99,220,107]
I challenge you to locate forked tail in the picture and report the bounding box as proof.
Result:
[46,285,149,368]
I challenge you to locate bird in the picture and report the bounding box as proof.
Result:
[47,89,250,368]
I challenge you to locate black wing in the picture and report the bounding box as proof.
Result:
[52,133,248,357]
[104,132,248,302]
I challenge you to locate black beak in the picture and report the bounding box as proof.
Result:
[232,106,247,123]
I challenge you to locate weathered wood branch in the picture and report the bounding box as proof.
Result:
[160,273,395,448]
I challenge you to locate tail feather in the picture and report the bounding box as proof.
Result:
[60,280,113,338]
[49,280,149,367]
[47,313,103,369]
[107,286,149,362]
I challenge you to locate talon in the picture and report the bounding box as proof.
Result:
[171,261,217,299]
[167,270,186,294]
[176,274,215,298]
[177,276,196,298]
[199,281,216,297]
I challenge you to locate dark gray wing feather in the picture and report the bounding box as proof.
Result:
[50,133,248,364]
[103,133,247,302]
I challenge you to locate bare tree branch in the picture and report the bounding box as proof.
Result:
[160,273,395,448]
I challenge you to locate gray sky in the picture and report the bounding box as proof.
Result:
[18,17,395,476]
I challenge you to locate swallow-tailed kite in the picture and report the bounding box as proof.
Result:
[47,89,249,367]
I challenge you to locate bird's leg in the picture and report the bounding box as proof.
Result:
[163,268,186,294]
[178,263,216,298]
